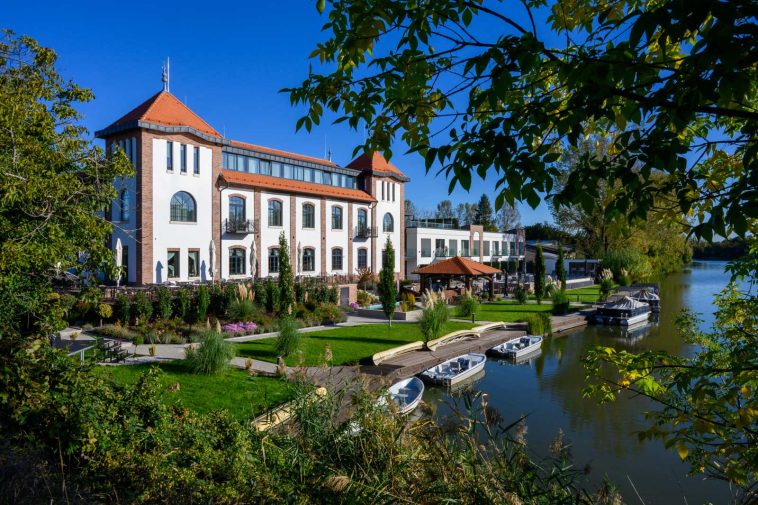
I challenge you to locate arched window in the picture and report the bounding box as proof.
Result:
[229,247,246,276]
[268,248,280,273]
[120,189,129,222]
[229,196,245,223]
[383,212,394,232]
[268,200,282,227]
[302,203,315,229]
[302,248,315,272]
[357,208,367,234]
[357,248,368,269]
[331,248,343,271]
[331,206,343,230]
[170,191,196,222]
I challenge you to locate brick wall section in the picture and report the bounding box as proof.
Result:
[337,283,357,305]
[210,142,222,278]
[138,130,153,284]
[399,182,405,279]
[320,196,327,275]
[469,225,484,262]
[347,201,353,275]
[290,197,297,271]
[368,176,377,272]
[254,190,262,277]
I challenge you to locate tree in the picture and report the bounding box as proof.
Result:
[555,244,566,288]
[497,203,520,232]
[290,0,757,242]
[474,194,496,231]
[455,202,477,227]
[533,246,545,303]
[0,31,131,336]
[435,199,454,219]
[523,222,573,245]
[584,248,758,498]
[278,232,294,314]
[404,199,418,220]
[378,236,397,325]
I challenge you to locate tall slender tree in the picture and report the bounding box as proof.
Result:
[378,236,397,326]
[534,246,545,303]
[277,232,294,314]
[474,194,496,231]
[556,244,566,289]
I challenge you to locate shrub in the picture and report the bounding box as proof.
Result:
[314,303,346,325]
[457,290,479,318]
[551,289,570,315]
[209,283,225,316]
[185,331,236,375]
[274,317,300,357]
[420,291,449,344]
[514,284,528,304]
[155,286,172,321]
[97,304,113,326]
[132,335,144,346]
[115,294,131,325]
[59,293,78,321]
[228,299,257,322]
[602,249,653,282]
[222,321,258,337]
[327,286,338,305]
[265,279,279,313]
[93,324,136,340]
[254,280,267,308]
[524,313,551,336]
[132,291,153,325]
[195,285,210,322]
[600,278,615,301]
[173,288,191,320]
[357,290,376,307]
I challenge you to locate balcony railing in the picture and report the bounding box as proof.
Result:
[225,218,258,234]
[353,225,378,239]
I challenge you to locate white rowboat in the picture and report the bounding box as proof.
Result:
[419,353,487,387]
[381,377,425,415]
[489,335,543,358]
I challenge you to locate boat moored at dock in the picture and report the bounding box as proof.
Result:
[419,353,487,387]
[489,335,543,358]
[594,296,651,326]
[380,377,425,415]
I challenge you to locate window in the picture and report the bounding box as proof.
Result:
[188,250,199,277]
[322,171,332,185]
[268,200,282,227]
[421,239,431,258]
[303,203,315,229]
[167,250,179,278]
[180,144,187,173]
[193,146,200,175]
[166,141,174,170]
[449,239,458,256]
[170,191,196,222]
[357,208,367,234]
[383,213,394,232]
[259,160,271,176]
[381,181,385,200]
[461,240,470,256]
[268,248,280,273]
[493,241,499,256]
[119,189,129,222]
[502,241,509,255]
[435,239,445,257]
[303,248,315,272]
[511,241,517,255]
[229,248,245,275]
[357,248,368,269]
[331,248,343,271]
[332,206,343,230]
[229,196,245,224]
[473,241,480,257]
[272,163,282,178]
[483,241,490,256]
[392,183,396,202]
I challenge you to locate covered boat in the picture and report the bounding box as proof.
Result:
[595,296,650,326]
[379,377,425,415]
[631,289,660,312]
[489,335,543,358]
[419,353,487,386]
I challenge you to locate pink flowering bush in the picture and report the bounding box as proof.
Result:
[222,321,257,336]
[349,302,360,311]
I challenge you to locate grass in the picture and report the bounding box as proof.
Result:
[458,300,584,323]
[235,321,476,366]
[98,360,294,420]
[564,284,603,303]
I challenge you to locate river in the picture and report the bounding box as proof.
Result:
[426,260,737,504]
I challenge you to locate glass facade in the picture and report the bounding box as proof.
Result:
[223,151,357,189]
[420,239,431,258]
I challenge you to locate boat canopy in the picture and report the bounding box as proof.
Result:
[631,290,660,302]
[598,296,650,317]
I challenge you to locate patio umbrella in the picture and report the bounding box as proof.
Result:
[297,241,302,275]
[209,239,216,280]
[250,239,257,280]
[115,238,123,287]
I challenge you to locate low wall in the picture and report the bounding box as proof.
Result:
[565,277,594,289]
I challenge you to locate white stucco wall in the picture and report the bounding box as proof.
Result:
[374,179,402,274]
[220,187,256,280]
[295,196,321,276]
[324,200,350,274]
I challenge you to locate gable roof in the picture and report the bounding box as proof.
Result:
[104,91,221,137]
[412,256,501,276]
[348,152,407,178]
[221,170,375,203]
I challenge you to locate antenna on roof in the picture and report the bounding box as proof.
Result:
[162,57,170,92]
[328,147,333,162]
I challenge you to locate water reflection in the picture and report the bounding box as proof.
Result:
[426,261,736,504]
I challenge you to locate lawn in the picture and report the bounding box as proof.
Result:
[235,322,476,366]
[473,301,559,322]
[564,284,603,303]
[99,360,294,420]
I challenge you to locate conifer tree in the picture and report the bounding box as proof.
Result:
[556,244,566,289]
[534,245,545,303]
[277,232,294,314]
[378,236,397,325]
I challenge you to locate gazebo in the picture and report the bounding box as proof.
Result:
[412,256,502,300]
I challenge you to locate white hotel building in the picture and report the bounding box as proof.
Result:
[96,90,407,288]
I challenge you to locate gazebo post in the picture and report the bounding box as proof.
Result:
[489,275,494,301]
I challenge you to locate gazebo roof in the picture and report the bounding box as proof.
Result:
[412,256,501,276]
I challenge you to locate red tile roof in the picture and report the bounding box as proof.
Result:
[412,256,501,276]
[229,140,337,168]
[348,152,406,177]
[105,91,221,137]
[221,170,376,203]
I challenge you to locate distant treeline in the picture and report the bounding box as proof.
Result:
[691,238,748,260]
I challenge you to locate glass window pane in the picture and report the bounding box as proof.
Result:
[167,250,179,278]
[188,251,199,277]
[421,239,431,258]
[272,163,282,178]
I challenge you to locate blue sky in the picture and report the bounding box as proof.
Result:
[3,0,552,224]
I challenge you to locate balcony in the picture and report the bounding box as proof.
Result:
[225,218,258,234]
[353,225,378,239]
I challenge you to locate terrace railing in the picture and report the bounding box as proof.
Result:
[225,218,258,234]
[353,225,378,239]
